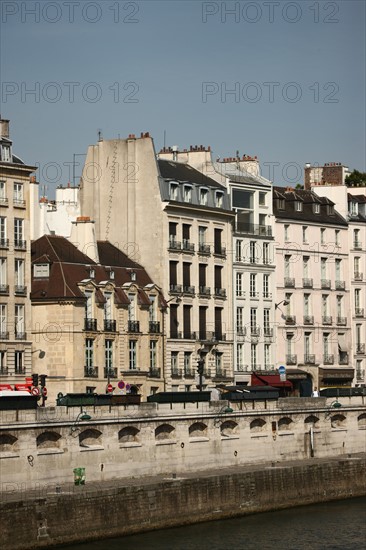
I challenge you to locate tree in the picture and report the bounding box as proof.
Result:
[345,170,366,187]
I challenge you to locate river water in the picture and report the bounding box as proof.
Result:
[63,497,366,550]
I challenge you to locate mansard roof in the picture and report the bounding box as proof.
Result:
[158,159,225,189]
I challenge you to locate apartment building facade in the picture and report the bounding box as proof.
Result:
[79,135,235,390]
[31,232,165,403]
[273,187,353,390]
[0,118,37,385]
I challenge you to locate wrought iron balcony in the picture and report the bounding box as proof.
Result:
[128,320,140,333]
[249,291,259,299]
[236,327,246,337]
[0,367,8,375]
[213,368,229,380]
[353,240,362,250]
[214,288,226,298]
[235,222,272,237]
[322,316,332,325]
[263,292,272,299]
[214,246,226,257]
[263,327,273,338]
[184,368,195,378]
[198,243,210,254]
[14,285,27,296]
[15,332,26,340]
[302,278,313,288]
[84,318,97,331]
[104,319,116,332]
[0,284,9,295]
[168,238,181,251]
[356,369,365,382]
[182,240,194,252]
[304,354,316,364]
[335,280,345,290]
[149,368,161,378]
[200,331,226,342]
[251,325,261,337]
[321,279,331,289]
[171,368,182,378]
[0,331,9,340]
[284,277,295,288]
[323,355,334,365]
[337,317,347,326]
[355,308,365,318]
[304,315,314,325]
[183,331,197,340]
[198,286,211,297]
[84,366,98,378]
[183,285,195,295]
[169,284,182,294]
[14,240,26,250]
[356,343,365,354]
[236,290,245,298]
[149,321,160,333]
[15,367,26,375]
[354,272,363,281]
[285,315,296,325]
[104,367,117,379]
[286,354,297,365]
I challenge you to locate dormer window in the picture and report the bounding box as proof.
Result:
[183,185,192,203]
[199,188,208,206]
[327,205,334,215]
[1,144,11,163]
[278,199,285,210]
[215,191,224,208]
[33,264,49,278]
[313,203,320,214]
[349,202,358,216]
[88,267,95,279]
[295,201,302,212]
[109,270,115,280]
[170,183,178,201]
[130,270,136,281]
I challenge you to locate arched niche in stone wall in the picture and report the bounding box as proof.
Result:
[118,426,140,444]
[189,422,208,438]
[155,424,175,441]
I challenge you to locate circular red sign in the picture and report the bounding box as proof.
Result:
[31,387,40,396]
[107,384,113,393]
[42,387,48,396]
[118,380,125,389]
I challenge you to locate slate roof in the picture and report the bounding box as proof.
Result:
[158,159,225,189]
[212,161,271,186]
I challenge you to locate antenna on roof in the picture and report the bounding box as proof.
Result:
[97,129,103,142]
[163,130,166,149]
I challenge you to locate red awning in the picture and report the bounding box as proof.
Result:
[251,373,293,388]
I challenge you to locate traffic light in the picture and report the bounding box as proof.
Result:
[197,359,204,375]
[32,373,39,387]
[40,374,47,387]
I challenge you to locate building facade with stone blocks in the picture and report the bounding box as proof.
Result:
[0,118,37,386]
[273,187,353,390]
[31,233,166,403]
[79,135,235,390]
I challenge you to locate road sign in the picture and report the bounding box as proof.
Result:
[278,365,286,375]
[107,383,113,393]
[42,387,48,397]
[118,380,125,390]
[126,384,131,391]
[31,387,40,396]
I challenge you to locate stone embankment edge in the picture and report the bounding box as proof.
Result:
[2,455,366,549]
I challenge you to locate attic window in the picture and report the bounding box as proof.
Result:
[295,201,302,212]
[278,199,285,210]
[349,202,358,216]
[130,271,136,281]
[89,267,95,279]
[215,191,224,208]
[327,205,334,215]
[109,270,115,280]
[33,264,49,278]
[313,204,320,214]
[170,183,178,201]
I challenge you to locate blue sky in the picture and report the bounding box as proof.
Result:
[1,0,365,195]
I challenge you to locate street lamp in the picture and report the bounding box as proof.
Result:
[275,300,289,310]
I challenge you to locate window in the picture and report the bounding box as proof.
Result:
[278,199,285,210]
[198,226,207,247]
[321,228,325,245]
[128,293,136,320]
[0,304,6,335]
[264,344,271,367]
[0,258,6,289]
[286,333,293,355]
[259,192,266,206]
[105,339,113,371]
[15,351,24,374]
[170,183,178,200]
[295,201,302,212]
[150,340,157,369]
[171,351,178,371]
[0,217,6,243]
[236,240,242,262]
[349,201,358,216]
[215,352,222,371]
[129,340,137,370]
[263,308,270,331]
[337,295,343,316]
[284,225,289,241]
[263,242,270,264]
[355,289,361,309]
[13,183,23,205]
[184,352,191,373]
[33,263,49,278]
[354,257,360,277]
[323,333,329,355]
[85,338,94,368]
[149,295,156,322]
[236,307,243,333]
[236,272,243,297]
[14,259,24,289]
[314,203,320,214]
[0,350,6,373]
[321,258,327,279]
[263,274,270,298]
[0,181,6,201]
[104,292,112,320]
[199,188,208,205]
[249,241,256,263]
[109,269,115,280]
[304,332,311,357]
[250,274,256,298]
[215,192,223,208]
[14,218,23,246]
[284,255,291,278]
[15,304,24,338]
[335,230,340,246]
[322,295,328,316]
[1,145,11,163]
[183,185,192,203]
[354,229,360,247]
[236,344,243,370]
[250,308,257,330]
[251,344,257,368]
[302,226,308,243]
[303,257,309,277]
[84,290,93,319]
[232,189,253,209]
[304,294,310,316]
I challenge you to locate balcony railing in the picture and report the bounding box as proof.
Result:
[303,278,313,288]
[15,367,26,375]
[168,239,181,251]
[339,354,349,365]
[236,327,246,337]
[13,198,26,208]
[104,367,117,379]
[213,369,229,380]
[0,238,9,248]
[198,243,210,254]
[84,318,97,332]
[182,240,194,253]
[15,332,26,340]
[263,292,272,299]
[356,343,365,354]
[235,222,272,237]
[304,354,316,364]
[353,241,362,250]
[355,308,365,318]
[200,331,226,342]
[184,368,195,378]
[284,277,295,288]
[149,368,161,378]
[14,285,27,296]
[285,315,296,325]
[322,316,332,325]
[323,354,334,364]
[149,321,160,333]
[304,315,314,325]
[249,291,259,299]
[214,288,226,298]
[263,327,273,338]
[356,369,365,382]
[84,366,98,378]
[104,319,116,332]
[183,331,197,340]
[198,286,211,297]
[0,197,8,206]
[0,367,8,375]
[286,354,297,365]
[203,368,211,379]
[335,280,345,290]
[251,325,261,337]
[128,320,140,333]
[169,284,182,294]
[214,246,226,257]
[0,331,9,340]
[171,368,182,378]
[14,240,26,250]
[0,284,9,294]
[337,317,347,326]
[182,285,195,295]
[354,272,363,281]
[321,279,331,289]
[236,290,245,298]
